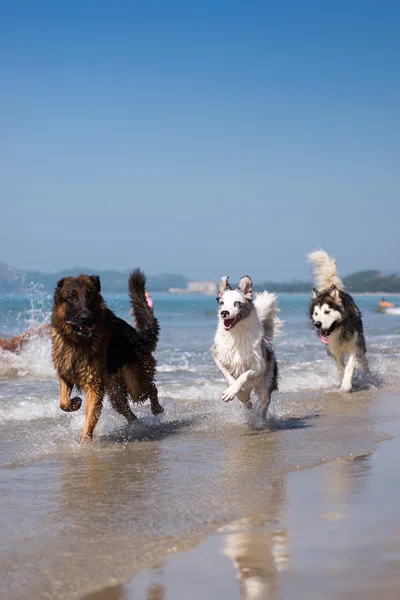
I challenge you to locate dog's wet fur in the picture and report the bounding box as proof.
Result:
[51,270,163,442]
[309,250,370,392]
[211,275,280,418]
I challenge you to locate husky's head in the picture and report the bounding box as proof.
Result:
[217,275,253,331]
[310,286,343,344]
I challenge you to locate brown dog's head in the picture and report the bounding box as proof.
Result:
[53,275,102,338]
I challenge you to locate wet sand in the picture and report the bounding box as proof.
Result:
[86,393,400,600]
[1,389,400,599]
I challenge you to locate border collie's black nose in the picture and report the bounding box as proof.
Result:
[314,321,322,329]
[221,310,230,318]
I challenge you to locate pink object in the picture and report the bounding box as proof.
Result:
[146,297,154,309]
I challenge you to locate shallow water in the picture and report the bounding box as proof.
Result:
[1,292,400,598]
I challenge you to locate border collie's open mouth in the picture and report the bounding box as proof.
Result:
[223,315,242,330]
[318,322,337,344]
[66,321,96,338]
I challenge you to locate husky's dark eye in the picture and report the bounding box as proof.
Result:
[219,300,224,306]
[234,301,244,308]
[324,309,330,314]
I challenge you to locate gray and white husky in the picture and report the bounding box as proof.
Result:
[309,250,370,392]
[211,275,281,418]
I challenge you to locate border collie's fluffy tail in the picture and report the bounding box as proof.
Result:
[254,292,282,339]
[308,249,344,292]
[128,269,159,351]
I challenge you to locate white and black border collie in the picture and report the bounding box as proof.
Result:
[309,250,370,392]
[211,275,281,418]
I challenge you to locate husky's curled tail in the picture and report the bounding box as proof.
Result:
[128,269,159,352]
[308,250,344,292]
[254,291,283,340]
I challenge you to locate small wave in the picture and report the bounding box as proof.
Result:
[157,363,198,373]
[0,395,59,423]
[0,336,54,379]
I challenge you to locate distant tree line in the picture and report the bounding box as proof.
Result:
[1,263,400,294]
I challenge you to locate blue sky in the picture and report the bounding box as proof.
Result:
[1,0,399,281]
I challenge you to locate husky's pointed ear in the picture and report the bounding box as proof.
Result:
[329,286,340,301]
[218,276,231,297]
[238,275,253,299]
[312,287,318,299]
[90,275,101,293]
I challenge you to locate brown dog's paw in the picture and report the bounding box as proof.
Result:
[151,404,164,415]
[80,434,93,445]
[70,397,83,410]
[61,397,82,412]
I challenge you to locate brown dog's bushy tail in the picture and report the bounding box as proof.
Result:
[128,269,159,352]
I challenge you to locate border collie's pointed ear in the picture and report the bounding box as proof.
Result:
[90,276,101,293]
[329,286,340,301]
[312,287,318,299]
[56,278,66,290]
[238,275,253,299]
[218,276,231,297]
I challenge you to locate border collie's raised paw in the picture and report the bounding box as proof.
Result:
[222,384,239,402]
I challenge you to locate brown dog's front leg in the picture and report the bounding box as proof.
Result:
[80,386,104,442]
[59,377,82,412]
[149,383,164,415]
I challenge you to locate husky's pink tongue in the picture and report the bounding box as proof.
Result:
[320,335,329,344]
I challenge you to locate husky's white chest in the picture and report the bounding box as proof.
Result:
[327,328,357,357]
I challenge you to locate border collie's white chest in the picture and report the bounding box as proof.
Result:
[214,327,261,377]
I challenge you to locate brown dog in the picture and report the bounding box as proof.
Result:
[51,270,163,442]
[0,324,50,353]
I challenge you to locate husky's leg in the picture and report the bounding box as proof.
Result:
[333,353,345,383]
[341,354,356,392]
[359,353,371,376]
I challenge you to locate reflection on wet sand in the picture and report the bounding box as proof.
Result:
[144,566,165,600]
[218,424,289,599]
[321,453,372,521]
[83,584,124,600]
[222,513,289,599]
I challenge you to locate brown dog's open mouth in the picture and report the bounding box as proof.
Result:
[223,315,242,330]
[66,321,96,337]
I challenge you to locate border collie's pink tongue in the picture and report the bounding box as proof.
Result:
[320,334,329,344]
[223,315,241,330]
[224,318,235,329]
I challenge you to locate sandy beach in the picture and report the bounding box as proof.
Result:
[1,293,400,599]
[83,392,400,600]
[1,386,400,600]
